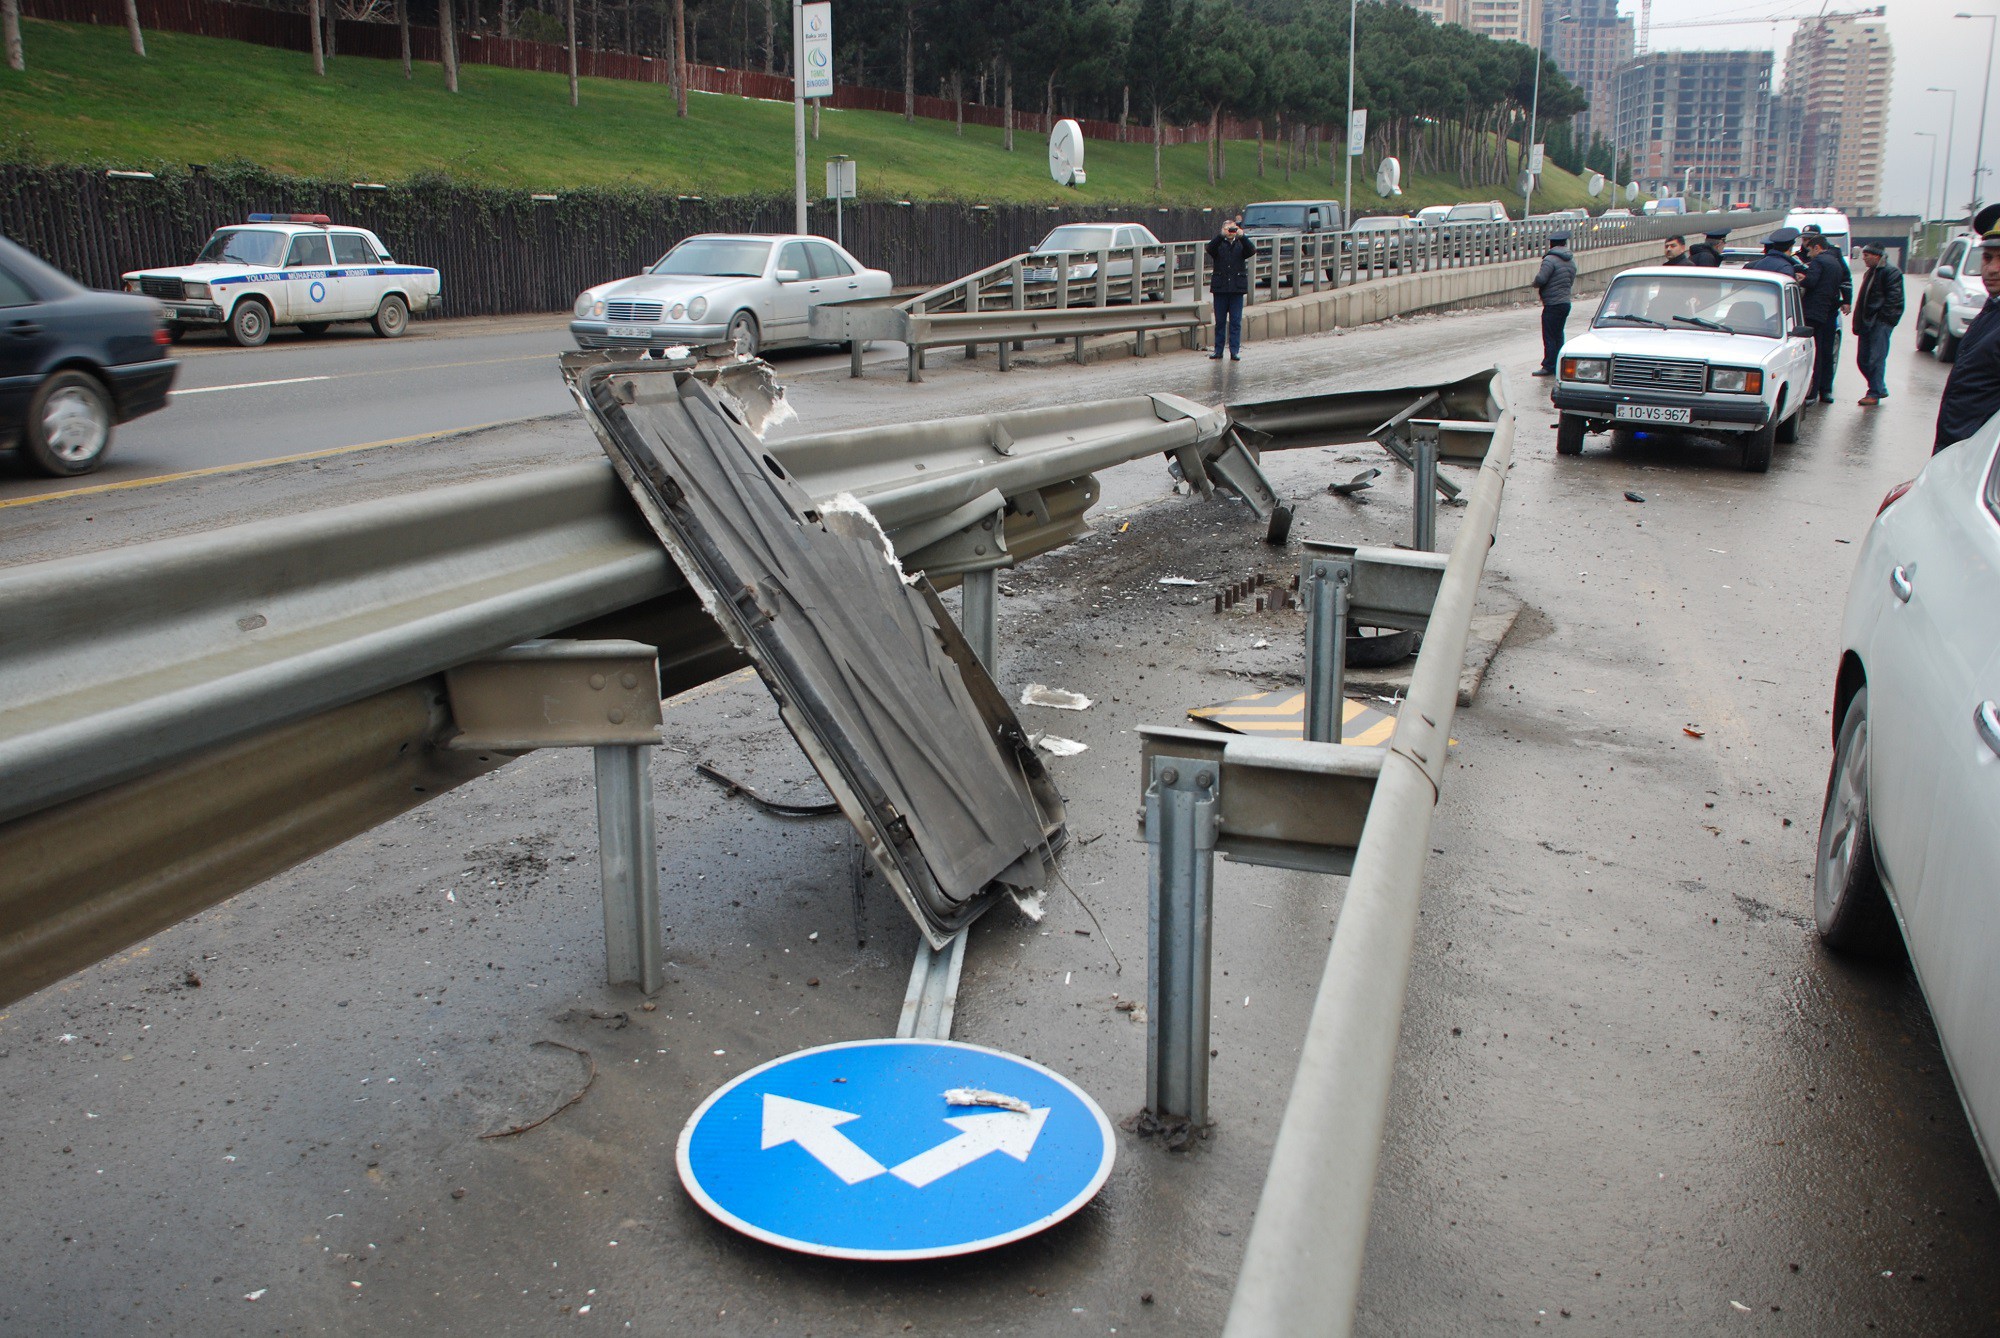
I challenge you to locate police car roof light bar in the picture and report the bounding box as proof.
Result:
[247,213,333,226]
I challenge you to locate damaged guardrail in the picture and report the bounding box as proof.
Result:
[1216,374,1517,1338]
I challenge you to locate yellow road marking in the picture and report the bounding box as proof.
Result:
[0,418,530,510]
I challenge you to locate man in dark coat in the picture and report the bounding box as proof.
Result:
[1661,235,1693,266]
[1850,243,1905,406]
[1205,217,1259,361]
[1799,233,1853,403]
[1935,204,2000,452]
[1687,229,1728,267]
[1747,227,1804,278]
[1530,232,1577,377]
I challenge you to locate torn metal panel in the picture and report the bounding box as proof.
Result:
[570,361,1065,947]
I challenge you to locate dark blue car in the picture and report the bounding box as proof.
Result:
[1,236,177,477]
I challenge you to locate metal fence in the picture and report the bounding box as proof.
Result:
[0,166,1219,316]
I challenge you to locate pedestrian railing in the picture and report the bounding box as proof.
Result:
[811,211,1782,381]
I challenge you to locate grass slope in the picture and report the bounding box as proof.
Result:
[1,18,1607,212]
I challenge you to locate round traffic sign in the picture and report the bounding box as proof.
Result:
[677,1038,1115,1260]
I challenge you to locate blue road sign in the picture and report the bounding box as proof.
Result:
[677,1038,1115,1260]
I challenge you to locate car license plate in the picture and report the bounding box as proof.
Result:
[1614,404,1692,425]
[608,324,651,339]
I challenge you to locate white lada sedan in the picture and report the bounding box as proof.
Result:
[122,214,442,347]
[570,234,891,358]
[1551,266,1816,472]
[1815,410,2000,1186]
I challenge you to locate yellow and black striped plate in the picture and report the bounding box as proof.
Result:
[1186,689,1398,745]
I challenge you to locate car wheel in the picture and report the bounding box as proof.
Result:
[1555,413,1586,456]
[726,311,760,358]
[1774,393,1800,444]
[1937,326,1959,363]
[1740,418,1774,472]
[372,295,409,339]
[23,370,114,477]
[297,321,331,337]
[1915,317,1937,354]
[228,300,272,347]
[1815,687,1901,955]
[165,323,189,344]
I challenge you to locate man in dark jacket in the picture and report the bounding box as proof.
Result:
[1799,233,1853,403]
[1530,232,1577,377]
[1850,243,1905,406]
[1935,204,2000,452]
[1205,217,1259,361]
[1687,229,1728,267]
[1661,235,1693,266]
[1747,227,1804,278]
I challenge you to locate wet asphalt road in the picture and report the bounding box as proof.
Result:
[3,305,1998,1335]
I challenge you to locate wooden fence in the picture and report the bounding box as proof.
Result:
[0,166,1221,316]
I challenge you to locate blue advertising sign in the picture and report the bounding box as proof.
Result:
[677,1038,1115,1260]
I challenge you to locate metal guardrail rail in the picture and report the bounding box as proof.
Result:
[811,211,1780,381]
[1218,373,1517,1338]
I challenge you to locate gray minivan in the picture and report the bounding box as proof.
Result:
[1240,200,1346,235]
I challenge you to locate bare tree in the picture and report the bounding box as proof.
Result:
[122,0,145,56]
[440,0,459,91]
[902,0,914,122]
[308,0,325,74]
[397,0,410,77]
[324,0,335,63]
[672,0,686,116]
[5,0,25,70]
[566,0,578,105]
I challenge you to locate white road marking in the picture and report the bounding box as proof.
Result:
[175,376,333,396]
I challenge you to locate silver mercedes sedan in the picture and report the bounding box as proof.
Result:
[571,233,892,357]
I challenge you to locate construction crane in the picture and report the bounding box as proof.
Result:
[1647,2,1882,34]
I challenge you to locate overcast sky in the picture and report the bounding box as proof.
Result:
[1635,0,1995,218]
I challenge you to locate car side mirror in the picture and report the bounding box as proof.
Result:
[1937,264,1957,280]
[1792,324,1813,339]
[776,269,803,283]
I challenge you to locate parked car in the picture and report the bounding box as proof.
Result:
[1443,201,1509,224]
[1347,215,1419,272]
[1414,205,1453,227]
[1550,265,1815,471]
[121,214,441,347]
[1814,409,2000,1189]
[571,234,891,357]
[1,236,176,477]
[1784,206,1852,258]
[1240,200,1345,234]
[1021,223,1166,286]
[1917,232,1987,362]
[1600,208,1634,219]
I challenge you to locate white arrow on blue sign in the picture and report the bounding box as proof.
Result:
[677,1038,1115,1259]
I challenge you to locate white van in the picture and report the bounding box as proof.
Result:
[1783,207,1852,257]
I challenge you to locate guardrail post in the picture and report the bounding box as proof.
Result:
[849,339,864,379]
[1145,753,1218,1127]
[1302,554,1352,744]
[595,743,664,993]
[1095,249,1111,308]
[1413,430,1438,552]
[1055,252,1071,310]
[960,566,999,672]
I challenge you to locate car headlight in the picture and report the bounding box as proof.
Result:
[670,302,686,320]
[1560,356,1608,383]
[1708,366,1762,394]
[687,296,707,321]
[184,282,209,300]
[574,292,595,318]
[125,278,141,293]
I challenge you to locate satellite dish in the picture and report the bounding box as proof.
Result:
[1625,181,1640,203]
[1587,172,1605,197]
[1049,119,1086,188]
[1375,156,1402,198]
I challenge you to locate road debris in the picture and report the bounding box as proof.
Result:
[243,1289,267,1302]
[1034,734,1089,757]
[1021,684,1093,711]
[1329,467,1381,496]
[1683,726,1707,739]
[478,1041,596,1140]
[944,1087,1034,1115]
[1624,491,1646,503]
[1158,577,1203,586]
[693,761,841,817]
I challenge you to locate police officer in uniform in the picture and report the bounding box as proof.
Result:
[1687,229,1729,267]
[1800,231,1853,403]
[1747,227,1803,278]
[1934,204,2000,452]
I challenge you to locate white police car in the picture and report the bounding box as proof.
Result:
[121,214,443,347]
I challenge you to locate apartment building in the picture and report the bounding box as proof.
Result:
[1401,0,1473,28]
[1543,0,1634,147]
[1464,0,1541,47]
[1610,49,1776,206]
[1779,11,1892,212]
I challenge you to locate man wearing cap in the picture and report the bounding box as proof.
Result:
[1850,243,1904,407]
[1747,227,1804,278]
[1531,231,1577,378]
[1934,204,2000,451]
[1687,229,1728,267]
[1661,235,1693,266]
[1800,232,1854,403]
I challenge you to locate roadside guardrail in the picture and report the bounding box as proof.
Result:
[811,211,1780,381]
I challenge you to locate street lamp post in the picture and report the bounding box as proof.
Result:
[792,0,807,233]
[1343,0,1356,227]
[1522,13,1574,221]
[1954,13,1996,213]
[1915,131,1939,228]
[1928,86,1958,220]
